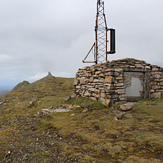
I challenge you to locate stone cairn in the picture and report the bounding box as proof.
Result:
[73,58,163,106]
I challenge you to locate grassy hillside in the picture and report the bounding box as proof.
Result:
[0,75,162,162]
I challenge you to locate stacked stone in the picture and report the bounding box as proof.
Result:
[74,58,163,105]
[150,66,163,99]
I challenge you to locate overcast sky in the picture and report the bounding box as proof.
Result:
[0,0,163,89]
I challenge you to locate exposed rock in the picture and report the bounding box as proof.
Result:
[113,117,118,121]
[112,110,121,115]
[151,92,161,99]
[113,112,133,120]
[90,97,97,101]
[64,96,71,102]
[42,108,70,114]
[46,72,53,78]
[40,107,69,115]
[0,101,5,105]
[39,105,80,115]
[71,93,77,98]
[120,103,134,111]
[82,108,89,113]
[67,104,80,110]
[124,113,133,119]
[5,151,11,158]
[98,98,111,106]
[115,112,125,120]
[27,101,37,108]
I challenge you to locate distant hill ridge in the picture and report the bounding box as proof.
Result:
[1,72,74,102]
[12,81,30,91]
[12,72,54,92]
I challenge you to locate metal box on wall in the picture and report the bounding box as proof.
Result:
[124,72,144,101]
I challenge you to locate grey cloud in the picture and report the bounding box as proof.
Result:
[0,0,162,89]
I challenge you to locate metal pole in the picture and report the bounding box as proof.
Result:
[95,0,99,64]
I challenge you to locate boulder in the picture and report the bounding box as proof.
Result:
[66,104,80,110]
[124,113,133,119]
[82,108,89,113]
[0,101,5,105]
[90,97,97,101]
[40,107,71,115]
[151,92,161,99]
[115,112,125,120]
[71,93,77,98]
[120,102,134,111]
[64,96,71,102]
[27,100,37,108]
[98,98,111,106]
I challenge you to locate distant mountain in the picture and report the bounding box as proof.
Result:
[0,73,74,103]
[0,90,10,96]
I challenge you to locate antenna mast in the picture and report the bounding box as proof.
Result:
[83,0,116,64]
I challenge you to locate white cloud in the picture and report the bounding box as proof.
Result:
[27,73,47,82]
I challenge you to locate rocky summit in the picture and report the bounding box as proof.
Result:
[46,71,53,78]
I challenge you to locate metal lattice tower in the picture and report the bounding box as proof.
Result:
[83,0,115,64]
[95,0,108,63]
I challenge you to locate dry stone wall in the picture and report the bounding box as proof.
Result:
[73,58,163,106]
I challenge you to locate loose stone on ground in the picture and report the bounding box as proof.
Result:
[120,102,135,111]
[39,104,80,115]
